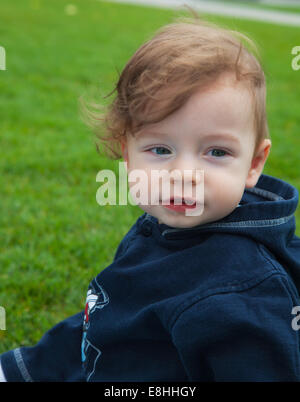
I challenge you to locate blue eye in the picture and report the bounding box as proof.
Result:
[148,147,171,155]
[209,149,228,157]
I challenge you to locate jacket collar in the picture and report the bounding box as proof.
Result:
[142,174,298,239]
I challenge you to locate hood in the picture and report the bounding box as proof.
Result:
[148,174,300,290]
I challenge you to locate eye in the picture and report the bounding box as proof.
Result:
[208,148,229,158]
[147,146,171,156]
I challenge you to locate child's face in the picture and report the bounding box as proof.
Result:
[122,73,271,229]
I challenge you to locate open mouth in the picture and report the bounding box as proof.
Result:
[161,197,197,209]
[169,197,195,205]
[175,198,195,206]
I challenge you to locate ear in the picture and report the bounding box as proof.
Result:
[245,139,271,188]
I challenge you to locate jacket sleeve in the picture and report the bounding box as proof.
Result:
[171,274,300,381]
[0,311,85,382]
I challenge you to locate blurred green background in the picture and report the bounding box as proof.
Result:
[0,0,299,351]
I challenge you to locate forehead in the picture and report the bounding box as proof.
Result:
[188,77,254,124]
[133,78,255,144]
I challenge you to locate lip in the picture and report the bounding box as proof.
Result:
[160,196,198,212]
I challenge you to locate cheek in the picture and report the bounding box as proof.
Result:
[204,168,247,199]
[127,165,153,204]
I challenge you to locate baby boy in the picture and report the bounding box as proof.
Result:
[1,15,300,382]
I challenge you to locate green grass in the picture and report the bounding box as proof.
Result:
[220,0,300,14]
[0,0,300,352]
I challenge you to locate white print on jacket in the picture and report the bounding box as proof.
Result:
[81,280,109,381]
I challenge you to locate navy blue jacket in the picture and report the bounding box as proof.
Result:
[1,174,300,381]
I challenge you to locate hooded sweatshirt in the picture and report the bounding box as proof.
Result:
[1,173,300,382]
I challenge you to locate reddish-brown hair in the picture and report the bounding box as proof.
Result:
[80,12,269,159]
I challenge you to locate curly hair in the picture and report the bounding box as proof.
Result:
[79,10,269,160]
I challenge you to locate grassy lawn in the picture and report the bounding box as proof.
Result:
[0,0,300,352]
[220,0,300,14]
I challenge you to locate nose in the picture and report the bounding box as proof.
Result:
[169,155,202,187]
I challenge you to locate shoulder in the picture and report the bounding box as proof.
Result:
[113,213,143,261]
[169,269,300,381]
[189,232,285,290]
[167,234,300,331]
[169,270,299,343]
[197,231,292,281]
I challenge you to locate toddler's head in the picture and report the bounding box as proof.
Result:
[83,14,271,228]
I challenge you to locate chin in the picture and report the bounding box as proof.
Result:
[140,205,211,229]
[158,214,204,229]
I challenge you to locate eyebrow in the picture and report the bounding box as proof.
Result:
[137,131,171,140]
[139,130,240,145]
[200,133,240,145]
